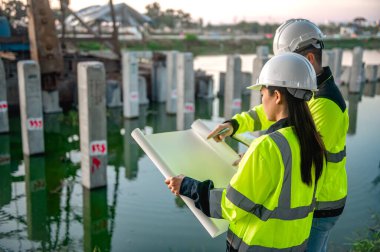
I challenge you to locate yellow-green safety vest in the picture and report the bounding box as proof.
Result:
[209,127,326,250]
[232,94,348,211]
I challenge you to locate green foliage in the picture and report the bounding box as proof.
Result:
[108,37,380,56]
[146,40,161,50]
[324,38,380,50]
[144,1,196,29]
[351,214,380,252]
[352,232,380,252]
[62,110,79,127]
[78,42,104,51]
[184,33,198,42]
[0,0,26,22]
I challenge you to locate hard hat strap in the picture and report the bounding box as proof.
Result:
[287,88,313,101]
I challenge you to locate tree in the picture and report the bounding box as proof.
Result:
[144,2,196,30]
[0,0,27,22]
[0,0,27,35]
[145,2,161,27]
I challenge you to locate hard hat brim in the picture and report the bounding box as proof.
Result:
[246,84,263,90]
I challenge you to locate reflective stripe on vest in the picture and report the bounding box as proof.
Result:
[317,196,346,210]
[210,131,316,221]
[326,146,346,163]
[248,109,262,131]
[227,229,308,252]
[209,188,223,218]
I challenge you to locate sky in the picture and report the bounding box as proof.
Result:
[50,0,380,25]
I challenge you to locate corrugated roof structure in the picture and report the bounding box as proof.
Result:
[65,3,151,28]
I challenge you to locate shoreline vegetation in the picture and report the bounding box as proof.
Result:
[78,36,380,56]
[351,214,380,252]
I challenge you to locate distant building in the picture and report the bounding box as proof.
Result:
[340,26,356,37]
[340,17,371,37]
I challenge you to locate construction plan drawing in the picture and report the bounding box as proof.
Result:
[131,119,240,238]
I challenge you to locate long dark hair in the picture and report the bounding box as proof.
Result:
[268,86,325,186]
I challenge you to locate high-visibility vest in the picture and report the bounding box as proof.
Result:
[308,95,348,211]
[209,127,325,250]
[232,70,348,212]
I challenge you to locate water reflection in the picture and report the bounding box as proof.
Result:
[0,134,11,207]
[83,187,110,252]
[123,105,148,179]
[348,93,361,135]
[44,113,62,134]
[195,98,213,119]
[363,82,377,98]
[148,103,176,132]
[124,118,141,180]
[340,82,379,136]
[24,155,48,241]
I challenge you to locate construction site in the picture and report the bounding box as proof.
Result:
[1,1,380,251]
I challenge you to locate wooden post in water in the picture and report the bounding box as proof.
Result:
[224,54,242,119]
[78,61,107,189]
[122,51,139,118]
[17,60,45,155]
[166,51,178,114]
[332,48,343,85]
[0,59,9,133]
[349,47,364,93]
[176,53,194,130]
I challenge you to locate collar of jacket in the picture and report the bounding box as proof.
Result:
[317,67,333,88]
[266,117,289,134]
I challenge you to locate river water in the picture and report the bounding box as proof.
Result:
[0,50,379,251]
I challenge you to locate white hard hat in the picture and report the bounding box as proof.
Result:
[247,52,317,100]
[273,19,325,55]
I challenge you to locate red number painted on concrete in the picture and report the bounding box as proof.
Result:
[184,103,194,113]
[232,99,241,108]
[90,140,107,156]
[0,101,8,112]
[27,118,43,130]
[130,91,139,101]
[91,157,101,173]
